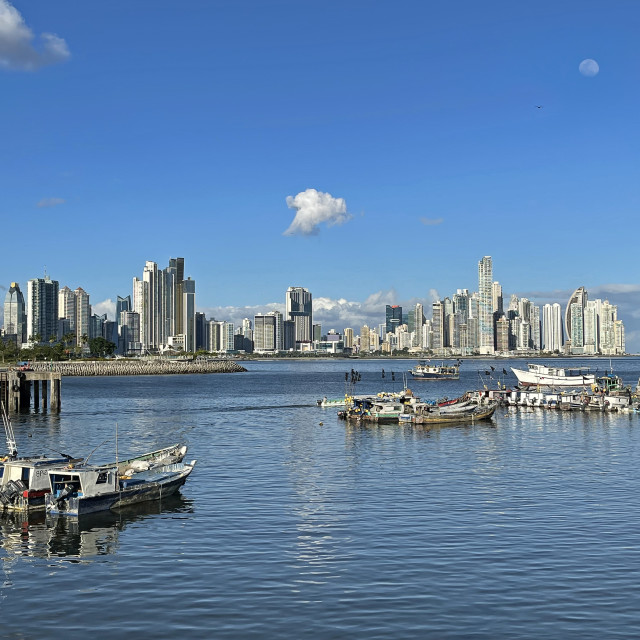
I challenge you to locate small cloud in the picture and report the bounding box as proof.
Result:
[420,217,444,226]
[37,197,65,208]
[579,58,599,77]
[0,0,70,71]
[284,188,352,236]
[92,299,116,321]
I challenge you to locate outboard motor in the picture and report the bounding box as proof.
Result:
[55,483,75,507]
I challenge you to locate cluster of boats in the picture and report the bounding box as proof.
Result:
[320,362,640,425]
[0,401,196,517]
[333,389,498,425]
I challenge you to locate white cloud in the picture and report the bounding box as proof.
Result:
[0,0,70,71]
[37,197,65,208]
[283,188,352,236]
[93,298,116,321]
[420,217,443,226]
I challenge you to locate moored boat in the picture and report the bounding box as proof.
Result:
[45,458,197,517]
[403,401,498,425]
[0,443,188,512]
[409,360,460,380]
[511,363,595,388]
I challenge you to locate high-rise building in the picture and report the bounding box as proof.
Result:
[431,300,443,351]
[58,286,76,334]
[27,275,59,344]
[286,287,312,346]
[478,256,494,354]
[182,277,196,352]
[74,287,91,347]
[3,282,27,346]
[385,305,403,334]
[343,328,354,349]
[565,286,587,353]
[542,303,563,352]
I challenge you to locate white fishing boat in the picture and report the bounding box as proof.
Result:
[511,363,595,388]
[45,458,197,517]
[0,443,188,512]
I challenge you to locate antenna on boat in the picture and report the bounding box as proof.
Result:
[1,401,18,459]
[84,439,109,466]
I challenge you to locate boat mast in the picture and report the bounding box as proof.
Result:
[1,401,18,459]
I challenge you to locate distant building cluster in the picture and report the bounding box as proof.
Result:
[1,255,626,356]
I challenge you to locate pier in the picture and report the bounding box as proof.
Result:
[0,369,62,413]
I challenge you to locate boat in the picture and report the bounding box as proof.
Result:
[409,360,460,380]
[402,401,498,425]
[316,396,348,408]
[511,363,595,388]
[0,441,188,512]
[45,458,197,517]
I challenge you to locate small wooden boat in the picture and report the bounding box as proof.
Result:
[45,458,197,517]
[405,401,498,425]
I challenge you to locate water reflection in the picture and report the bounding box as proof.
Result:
[0,494,193,562]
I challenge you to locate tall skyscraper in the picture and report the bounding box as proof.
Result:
[543,303,563,352]
[74,287,91,347]
[565,286,587,352]
[286,286,312,345]
[3,282,27,346]
[27,275,59,344]
[385,305,403,334]
[478,256,494,354]
[182,277,196,353]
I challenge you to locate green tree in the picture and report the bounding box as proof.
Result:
[88,337,117,357]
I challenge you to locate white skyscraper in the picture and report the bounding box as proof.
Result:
[478,256,494,354]
[542,303,563,352]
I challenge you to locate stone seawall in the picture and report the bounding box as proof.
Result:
[27,360,247,377]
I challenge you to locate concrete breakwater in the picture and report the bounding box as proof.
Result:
[27,359,247,377]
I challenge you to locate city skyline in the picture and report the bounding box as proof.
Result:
[1,2,639,350]
[1,254,627,356]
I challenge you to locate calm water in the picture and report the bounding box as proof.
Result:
[2,357,640,639]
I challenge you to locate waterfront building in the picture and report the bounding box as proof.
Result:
[569,302,585,353]
[385,305,402,334]
[583,300,600,355]
[3,282,27,346]
[283,318,294,351]
[313,324,322,342]
[253,311,283,353]
[195,312,207,350]
[360,325,371,353]
[411,303,425,347]
[208,320,223,352]
[495,316,509,353]
[565,286,587,353]
[286,286,312,346]
[27,275,59,344]
[58,286,76,336]
[542,303,563,352]
[116,295,131,354]
[343,327,354,349]
[74,287,91,348]
[431,300,443,351]
[182,277,196,353]
[120,311,141,355]
[478,256,495,354]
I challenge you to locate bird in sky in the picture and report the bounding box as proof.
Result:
[535,105,543,109]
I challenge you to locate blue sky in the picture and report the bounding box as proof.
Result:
[1,1,639,350]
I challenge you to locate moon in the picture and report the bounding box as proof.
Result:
[579,59,599,77]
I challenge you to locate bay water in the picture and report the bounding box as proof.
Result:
[2,357,640,639]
